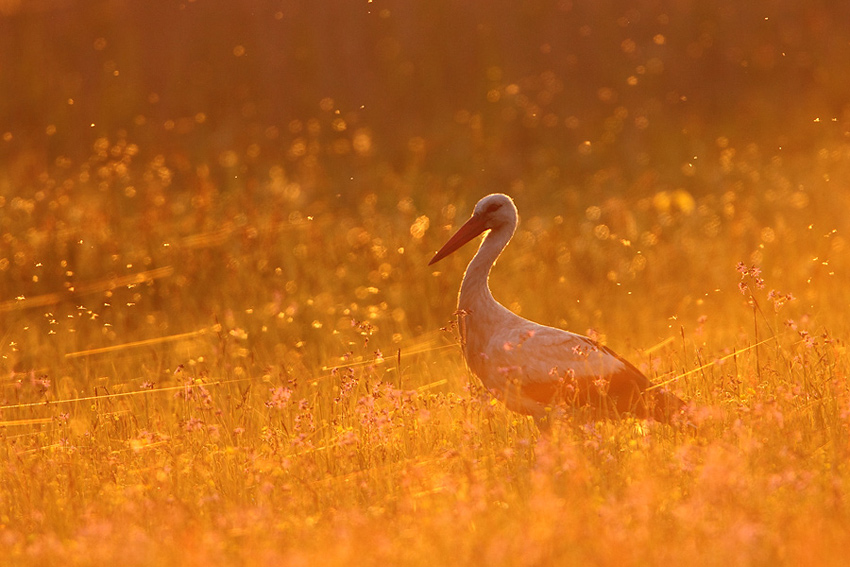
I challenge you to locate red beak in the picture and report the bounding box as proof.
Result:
[428,214,488,265]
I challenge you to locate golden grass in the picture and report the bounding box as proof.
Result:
[2,135,850,567]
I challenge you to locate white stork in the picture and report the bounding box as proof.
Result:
[429,193,685,424]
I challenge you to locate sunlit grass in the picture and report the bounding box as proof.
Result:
[2,134,850,566]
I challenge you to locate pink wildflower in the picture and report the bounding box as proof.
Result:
[265,386,292,409]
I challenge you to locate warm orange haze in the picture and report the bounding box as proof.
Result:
[2,2,850,566]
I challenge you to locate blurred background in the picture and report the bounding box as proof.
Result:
[3,0,849,197]
[1,0,850,370]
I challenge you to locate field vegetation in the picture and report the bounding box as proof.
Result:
[3,2,850,565]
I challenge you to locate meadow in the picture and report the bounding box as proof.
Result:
[4,2,850,566]
[2,125,850,566]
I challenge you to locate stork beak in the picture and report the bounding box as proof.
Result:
[428,214,488,265]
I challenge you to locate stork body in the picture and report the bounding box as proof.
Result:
[429,194,684,423]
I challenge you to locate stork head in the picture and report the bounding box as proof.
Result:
[428,193,517,265]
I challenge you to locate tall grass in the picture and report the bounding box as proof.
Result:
[2,133,850,566]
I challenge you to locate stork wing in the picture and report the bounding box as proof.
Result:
[479,323,683,421]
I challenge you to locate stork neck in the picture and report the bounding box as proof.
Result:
[458,224,514,309]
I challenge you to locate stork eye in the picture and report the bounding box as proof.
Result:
[485,203,501,214]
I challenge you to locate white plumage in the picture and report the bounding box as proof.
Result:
[429,193,684,423]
